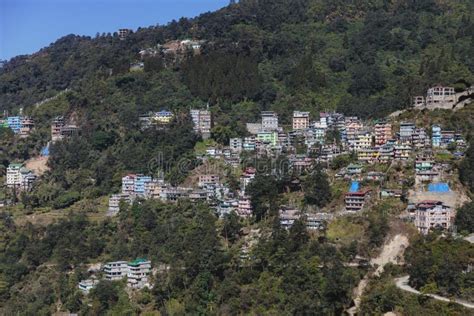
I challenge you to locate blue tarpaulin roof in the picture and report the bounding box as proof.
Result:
[349,181,360,193]
[428,183,450,192]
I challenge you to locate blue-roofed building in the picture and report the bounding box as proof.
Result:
[349,181,360,193]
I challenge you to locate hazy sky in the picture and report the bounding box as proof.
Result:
[0,0,229,60]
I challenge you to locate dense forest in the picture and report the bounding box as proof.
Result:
[1,0,474,314]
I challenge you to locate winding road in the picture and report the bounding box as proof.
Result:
[394,275,474,309]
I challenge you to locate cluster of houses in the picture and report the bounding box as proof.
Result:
[79,258,152,293]
[0,115,35,137]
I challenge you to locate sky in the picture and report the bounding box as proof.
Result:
[0,0,229,60]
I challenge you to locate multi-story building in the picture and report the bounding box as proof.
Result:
[256,131,277,146]
[6,163,36,191]
[426,86,456,108]
[399,122,415,143]
[374,121,392,146]
[108,193,132,215]
[191,109,212,139]
[412,128,429,148]
[292,111,310,130]
[121,174,152,197]
[198,175,219,187]
[414,200,454,235]
[432,125,441,148]
[413,96,425,107]
[378,144,394,163]
[127,258,152,289]
[261,111,279,131]
[51,116,79,142]
[237,196,252,217]
[103,261,129,281]
[357,148,378,163]
[240,167,256,193]
[229,138,243,153]
[345,189,371,212]
[394,144,412,160]
[78,278,99,294]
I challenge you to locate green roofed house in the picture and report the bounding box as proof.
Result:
[127,258,152,289]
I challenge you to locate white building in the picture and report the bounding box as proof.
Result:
[191,109,212,139]
[6,163,36,191]
[127,258,152,289]
[103,261,129,281]
[261,111,279,131]
[78,278,99,294]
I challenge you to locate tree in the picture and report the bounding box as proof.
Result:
[455,202,474,233]
[221,211,242,243]
[302,165,331,208]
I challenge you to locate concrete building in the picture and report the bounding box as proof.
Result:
[374,121,392,146]
[6,163,36,191]
[413,96,425,107]
[198,175,219,187]
[108,193,132,216]
[237,196,252,217]
[121,174,152,197]
[103,261,129,281]
[394,144,412,160]
[426,86,456,109]
[127,258,151,289]
[256,131,278,146]
[229,138,243,153]
[261,111,279,131]
[345,189,371,212]
[399,122,415,143]
[51,116,79,142]
[432,125,442,148]
[292,111,310,130]
[414,200,454,235]
[191,109,212,139]
[78,278,99,294]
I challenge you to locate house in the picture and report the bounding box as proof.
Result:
[357,147,378,163]
[345,189,371,212]
[399,122,415,143]
[127,259,151,289]
[217,200,238,217]
[229,138,243,153]
[108,193,132,216]
[374,121,392,145]
[256,131,278,146]
[198,175,219,187]
[190,109,212,139]
[51,116,78,142]
[279,208,332,230]
[412,128,429,148]
[378,144,394,162]
[394,144,412,160]
[415,157,434,172]
[432,125,442,147]
[380,189,402,198]
[240,167,256,193]
[237,196,252,217]
[414,200,454,234]
[78,278,99,294]
[416,170,440,182]
[366,172,385,181]
[103,261,129,281]
[292,111,310,130]
[261,111,279,131]
[413,96,425,107]
[346,164,363,176]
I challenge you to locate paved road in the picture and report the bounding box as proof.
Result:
[394,276,474,309]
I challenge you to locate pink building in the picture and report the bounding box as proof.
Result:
[414,200,454,235]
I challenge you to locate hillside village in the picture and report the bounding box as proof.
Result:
[1,1,474,314]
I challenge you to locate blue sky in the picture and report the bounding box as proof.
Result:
[0,0,229,60]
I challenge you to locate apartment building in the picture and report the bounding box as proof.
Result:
[103,261,129,281]
[229,138,243,153]
[121,174,152,197]
[394,144,412,160]
[191,109,212,139]
[108,193,132,215]
[399,122,415,143]
[345,189,371,212]
[374,121,392,146]
[127,259,152,289]
[261,111,279,131]
[237,196,252,217]
[198,175,220,187]
[292,111,310,130]
[414,200,454,235]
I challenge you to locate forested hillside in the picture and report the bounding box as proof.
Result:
[1,0,473,117]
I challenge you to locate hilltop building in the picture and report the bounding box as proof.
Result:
[191,109,212,139]
[414,200,454,235]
